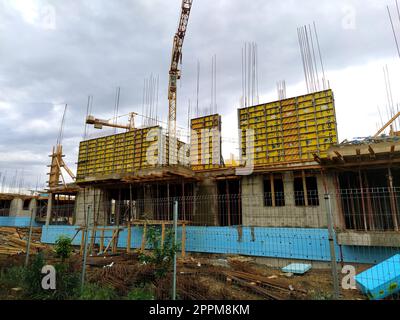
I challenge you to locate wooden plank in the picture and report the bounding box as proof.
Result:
[181,223,186,258]
[161,223,165,249]
[112,229,120,254]
[103,229,118,255]
[302,170,308,206]
[270,173,276,207]
[141,223,147,252]
[99,229,104,253]
[126,224,131,253]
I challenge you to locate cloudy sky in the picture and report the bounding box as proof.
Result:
[1,0,400,191]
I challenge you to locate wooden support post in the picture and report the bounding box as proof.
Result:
[116,188,121,226]
[141,223,147,252]
[387,168,399,231]
[129,184,133,221]
[333,173,345,229]
[112,229,119,253]
[99,229,104,253]
[182,181,186,221]
[103,229,118,254]
[347,176,357,229]
[302,170,308,206]
[126,224,131,253]
[226,180,231,226]
[181,223,186,258]
[363,172,375,231]
[167,183,170,220]
[358,170,368,231]
[270,173,276,207]
[161,223,166,249]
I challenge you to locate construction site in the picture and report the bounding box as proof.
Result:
[1,0,400,301]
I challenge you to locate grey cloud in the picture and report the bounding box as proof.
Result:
[0,0,397,188]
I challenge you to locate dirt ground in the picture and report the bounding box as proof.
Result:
[81,251,366,300]
[176,255,366,300]
[0,247,367,300]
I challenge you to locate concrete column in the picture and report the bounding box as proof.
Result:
[75,188,109,226]
[29,199,37,219]
[282,171,295,206]
[9,198,23,216]
[194,178,218,225]
[46,193,53,226]
[317,172,341,228]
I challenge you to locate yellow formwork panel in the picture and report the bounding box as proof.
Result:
[238,89,337,167]
[190,114,223,171]
[76,126,168,180]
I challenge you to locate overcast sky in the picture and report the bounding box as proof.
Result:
[1,0,400,191]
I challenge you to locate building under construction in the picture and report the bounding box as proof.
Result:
[2,0,400,269]
[33,86,400,265]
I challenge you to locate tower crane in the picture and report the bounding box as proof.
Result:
[86,112,137,131]
[168,0,193,164]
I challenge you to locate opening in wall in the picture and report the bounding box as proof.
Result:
[0,200,11,216]
[217,179,242,226]
[294,174,319,206]
[23,199,30,210]
[263,174,285,207]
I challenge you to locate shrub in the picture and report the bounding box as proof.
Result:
[139,226,180,279]
[54,236,73,262]
[24,253,46,299]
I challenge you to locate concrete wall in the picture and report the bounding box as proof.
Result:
[241,172,340,228]
[338,231,400,247]
[75,187,109,226]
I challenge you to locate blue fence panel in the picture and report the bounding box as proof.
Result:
[40,225,398,265]
[0,216,41,227]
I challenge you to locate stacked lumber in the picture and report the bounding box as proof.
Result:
[0,227,45,256]
[16,227,42,242]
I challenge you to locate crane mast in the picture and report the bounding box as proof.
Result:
[168,0,193,164]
